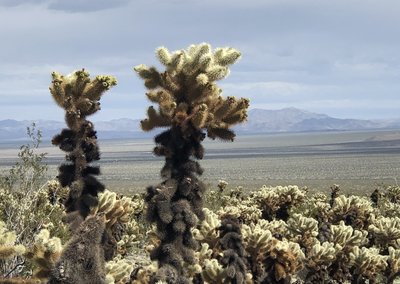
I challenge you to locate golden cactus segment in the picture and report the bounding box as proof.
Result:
[49,70,116,116]
[388,247,400,276]
[105,258,134,284]
[84,75,117,101]
[241,220,274,256]
[192,208,221,247]
[349,246,388,279]
[307,241,342,267]
[73,69,91,96]
[369,216,400,245]
[332,195,374,218]
[91,190,138,228]
[156,47,172,66]
[26,229,63,279]
[49,72,66,107]
[141,106,172,131]
[191,104,209,129]
[214,47,242,66]
[0,245,25,259]
[287,213,319,237]
[202,258,227,283]
[218,202,262,223]
[330,221,368,247]
[267,239,305,281]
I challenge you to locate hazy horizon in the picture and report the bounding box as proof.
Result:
[0,107,399,123]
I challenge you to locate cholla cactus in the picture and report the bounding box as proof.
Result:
[379,201,400,218]
[327,221,369,282]
[260,239,305,283]
[331,195,374,229]
[287,213,319,250]
[0,221,25,259]
[330,221,368,248]
[25,229,63,279]
[135,43,249,283]
[105,257,134,284]
[349,246,388,282]
[249,185,306,221]
[49,70,116,282]
[293,192,331,223]
[303,240,341,283]
[192,208,221,248]
[131,262,158,284]
[218,202,262,224]
[47,180,68,206]
[115,219,140,257]
[91,190,137,227]
[216,216,247,284]
[306,241,341,267]
[241,220,274,257]
[386,185,400,203]
[217,180,228,192]
[48,215,107,284]
[193,243,213,268]
[387,247,400,283]
[202,258,253,284]
[49,69,116,222]
[134,43,249,137]
[369,216,400,247]
[202,258,227,283]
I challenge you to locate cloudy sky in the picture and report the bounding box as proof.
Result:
[0,0,399,121]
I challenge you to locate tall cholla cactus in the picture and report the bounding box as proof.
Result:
[48,70,116,283]
[134,43,249,283]
[49,69,117,223]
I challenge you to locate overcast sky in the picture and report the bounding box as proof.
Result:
[0,0,399,121]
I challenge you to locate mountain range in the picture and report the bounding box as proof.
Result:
[0,108,399,141]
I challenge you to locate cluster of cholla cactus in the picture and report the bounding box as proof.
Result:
[161,183,400,283]
[3,43,400,284]
[134,43,249,283]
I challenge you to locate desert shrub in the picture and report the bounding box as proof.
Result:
[0,125,67,278]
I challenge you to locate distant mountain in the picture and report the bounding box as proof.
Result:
[235,108,392,133]
[0,119,143,141]
[0,108,399,141]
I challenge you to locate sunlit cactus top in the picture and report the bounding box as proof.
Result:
[49,69,117,127]
[134,43,250,141]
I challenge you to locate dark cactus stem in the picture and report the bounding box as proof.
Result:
[53,121,104,222]
[146,125,206,284]
[329,184,340,207]
[218,215,247,284]
[370,188,381,206]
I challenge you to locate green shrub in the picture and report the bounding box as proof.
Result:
[0,125,67,278]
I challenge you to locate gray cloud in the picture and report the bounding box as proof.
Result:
[0,0,400,121]
[47,0,131,13]
[0,0,47,7]
[0,0,131,12]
